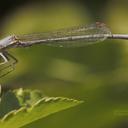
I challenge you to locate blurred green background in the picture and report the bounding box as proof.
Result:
[0,0,128,127]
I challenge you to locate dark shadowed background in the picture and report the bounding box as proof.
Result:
[0,0,128,128]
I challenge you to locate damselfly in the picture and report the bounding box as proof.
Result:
[0,22,128,77]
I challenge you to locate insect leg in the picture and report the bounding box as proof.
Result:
[0,52,8,65]
[0,52,18,78]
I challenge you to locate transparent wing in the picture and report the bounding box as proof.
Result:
[16,22,111,47]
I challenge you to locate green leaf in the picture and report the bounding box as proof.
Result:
[0,88,83,128]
